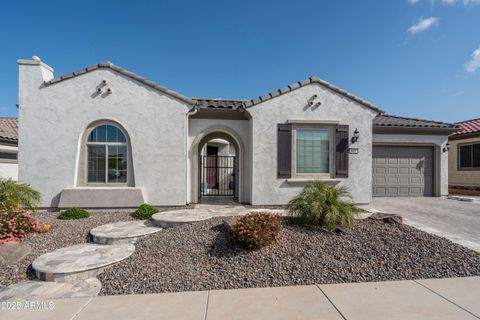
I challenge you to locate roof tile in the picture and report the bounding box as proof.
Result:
[0,118,18,143]
[451,118,480,136]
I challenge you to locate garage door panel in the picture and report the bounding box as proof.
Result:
[373,146,433,197]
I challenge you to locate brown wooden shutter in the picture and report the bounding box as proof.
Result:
[277,124,292,178]
[335,124,349,178]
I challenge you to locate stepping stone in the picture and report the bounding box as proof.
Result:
[152,210,213,228]
[0,241,31,265]
[0,278,101,302]
[90,220,162,244]
[32,243,135,282]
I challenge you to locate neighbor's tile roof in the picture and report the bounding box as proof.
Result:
[374,114,458,129]
[44,61,196,105]
[451,118,480,136]
[0,117,18,143]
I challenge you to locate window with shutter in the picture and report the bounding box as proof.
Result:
[335,125,349,178]
[277,124,292,178]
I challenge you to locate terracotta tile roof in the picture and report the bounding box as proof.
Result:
[242,76,383,113]
[193,98,245,110]
[0,117,18,144]
[44,61,196,106]
[451,118,480,136]
[374,114,458,129]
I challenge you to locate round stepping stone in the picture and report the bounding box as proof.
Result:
[0,278,101,302]
[32,243,135,282]
[152,210,213,228]
[90,220,162,244]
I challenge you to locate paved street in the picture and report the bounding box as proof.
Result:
[2,277,480,320]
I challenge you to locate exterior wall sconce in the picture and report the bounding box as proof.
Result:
[351,128,360,143]
[443,143,450,153]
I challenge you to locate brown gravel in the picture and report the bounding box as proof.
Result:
[98,217,480,296]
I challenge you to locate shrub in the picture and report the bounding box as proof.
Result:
[58,208,90,220]
[287,181,358,232]
[0,209,40,244]
[232,212,282,249]
[132,204,159,220]
[0,179,41,211]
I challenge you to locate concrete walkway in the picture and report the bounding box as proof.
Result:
[3,277,479,320]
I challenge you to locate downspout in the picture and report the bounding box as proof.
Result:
[185,106,199,204]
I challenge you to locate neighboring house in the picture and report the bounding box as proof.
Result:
[448,118,480,190]
[0,117,18,181]
[17,56,457,208]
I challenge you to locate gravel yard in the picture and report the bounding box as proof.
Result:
[0,210,135,288]
[98,217,480,295]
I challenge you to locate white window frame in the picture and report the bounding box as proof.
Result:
[85,125,128,185]
[291,125,335,179]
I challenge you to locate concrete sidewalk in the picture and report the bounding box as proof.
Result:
[2,277,480,320]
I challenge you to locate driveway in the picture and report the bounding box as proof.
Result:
[364,197,480,252]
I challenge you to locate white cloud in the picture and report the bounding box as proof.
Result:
[437,0,480,5]
[408,17,440,35]
[442,0,457,5]
[408,0,420,4]
[465,46,480,73]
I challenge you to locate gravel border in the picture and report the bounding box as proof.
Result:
[98,217,480,295]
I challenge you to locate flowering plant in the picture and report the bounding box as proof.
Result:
[0,208,40,244]
[232,212,282,249]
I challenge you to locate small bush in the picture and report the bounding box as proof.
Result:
[232,212,282,249]
[132,204,159,220]
[0,209,40,244]
[288,181,358,232]
[58,208,90,220]
[0,179,41,211]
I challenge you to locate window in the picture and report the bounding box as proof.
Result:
[459,143,480,169]
[87,124,128,183]
[0,152,17,162]
[295,128,330,174]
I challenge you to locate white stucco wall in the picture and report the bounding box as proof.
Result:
[448,136,480,188]
[18,59,191,207]
[187,118,251,203]
[373,133,449,196]
[248,84,379,205]
[0,143,18,180]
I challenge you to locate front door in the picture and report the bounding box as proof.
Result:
[206,146,218,189]
[200,147,236,197]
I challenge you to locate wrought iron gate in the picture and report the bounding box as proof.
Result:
[200,155,236,197]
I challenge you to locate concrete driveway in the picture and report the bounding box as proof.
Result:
[364,197,480,252]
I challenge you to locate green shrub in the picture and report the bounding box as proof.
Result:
[58,208,90,220]
[0,179,41,211]
[232,212,282,249]
[0,208,40,244]
[132,204,159,220]
[287,181,358,232]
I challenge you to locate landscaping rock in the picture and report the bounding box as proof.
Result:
[369,212,403,224]
[0,241,31,265]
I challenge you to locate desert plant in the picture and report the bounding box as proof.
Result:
[0,208,40,244]
[287,181,358,232]
[232,212,282,249]
[0,179,41,211]
[132,204,159,220]
[58,207,90,220]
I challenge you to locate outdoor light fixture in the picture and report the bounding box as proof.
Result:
[443,143,450,153]
[351,128,360,143]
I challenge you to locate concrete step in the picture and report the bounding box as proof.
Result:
[90,220,162,244]
[32,243,135,282]
[151,210,213,228]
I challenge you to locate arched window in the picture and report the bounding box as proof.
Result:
[86,124,128,183]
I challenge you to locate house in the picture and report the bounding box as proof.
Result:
[448,118,480,190]
[0,117,18,181]
[17,56,458,208]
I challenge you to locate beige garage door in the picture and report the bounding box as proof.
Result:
[373,145,433,197]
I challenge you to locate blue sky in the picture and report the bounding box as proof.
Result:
[0,0,478,122]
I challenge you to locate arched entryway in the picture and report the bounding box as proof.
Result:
[190,126,245,203]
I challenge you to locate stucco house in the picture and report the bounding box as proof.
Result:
[17,56,457,208]
[448,118,480,190]
[0,117,18,181]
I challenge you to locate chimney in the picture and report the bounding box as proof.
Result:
[17,56,54,109]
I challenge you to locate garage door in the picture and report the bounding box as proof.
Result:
[372,146,433,197]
